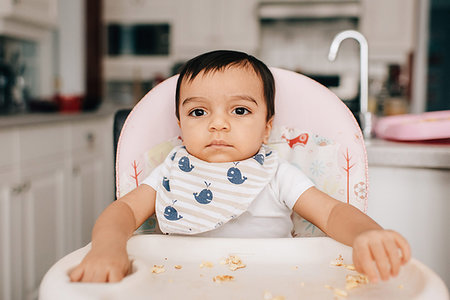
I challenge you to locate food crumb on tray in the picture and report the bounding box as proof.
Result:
[330,254,357,271]
[330,254,345,266]
[221,255,246,271]
[199,261,214,268]
[212,275,234,282]
[151,265,166,274]
[345,274,369,290]
[174,265,182,270]
[324,285,348,297]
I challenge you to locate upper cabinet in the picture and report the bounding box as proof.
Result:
[102,0,259,80]
[0,0,58,39]
[360,0,417,63]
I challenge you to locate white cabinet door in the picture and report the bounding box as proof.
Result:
[71,159,105,248]
[360,0,416,62]
[0,0,58,27]
[20,162,65,300]
[69,117,114,250]
[0,175,21,300]
[0,163,63,300]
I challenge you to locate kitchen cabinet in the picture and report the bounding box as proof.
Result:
[366,140,450,287]
[0,115,114,300]
[102,0,259,80]
[174,0,258,57]
[360,0,417,63]
[0,0,58,29]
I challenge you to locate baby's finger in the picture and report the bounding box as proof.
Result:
[383,238,401,277]
[80,267,96,283]
[69,266,84,282]
[370,241,391,281]
[91,269,108,283]
[108,269,125,282]
[393,232,411,263]
[356,245,379,283]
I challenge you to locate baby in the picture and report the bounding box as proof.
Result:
[69,50,410,283]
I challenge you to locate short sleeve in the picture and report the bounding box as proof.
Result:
[140,164,164,191]
[276,161,315,209]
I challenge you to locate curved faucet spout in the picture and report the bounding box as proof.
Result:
[328,30,372,138]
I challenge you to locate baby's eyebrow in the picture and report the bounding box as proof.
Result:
[230,95,258,106]
[181,97,204,106]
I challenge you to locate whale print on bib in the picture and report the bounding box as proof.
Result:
[178,156,194,172]
[162,176,170,191]
[156,145,278,235]
[227,163,247,184]
[193,181,213,204]
[253,153,265,165]
[164,200,183,221]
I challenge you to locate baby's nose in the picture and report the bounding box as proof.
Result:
[209,114,230,131]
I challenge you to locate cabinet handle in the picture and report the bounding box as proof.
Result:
[22,181,31,193]
[11,182,31,194]
[73,166,81,175]
[12,185,22,195]
[86,132,96,149]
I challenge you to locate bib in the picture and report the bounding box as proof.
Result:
[155,145,278,234]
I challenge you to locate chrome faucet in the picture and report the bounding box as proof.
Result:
[328,30,373,139]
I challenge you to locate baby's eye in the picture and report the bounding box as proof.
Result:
[189,109,206,117]
[232,107,250,115]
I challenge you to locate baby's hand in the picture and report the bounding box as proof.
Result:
[352,229,411,283]
[69,246,131,283]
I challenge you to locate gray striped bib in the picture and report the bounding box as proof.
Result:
[155,145,278,235]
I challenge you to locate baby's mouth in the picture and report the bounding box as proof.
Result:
[207,140,232,148]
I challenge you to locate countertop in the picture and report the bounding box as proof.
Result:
[365,138,450,169]
[1,105,449,169]
[0,103,132,128]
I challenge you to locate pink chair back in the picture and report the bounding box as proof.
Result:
[116,67,368,236]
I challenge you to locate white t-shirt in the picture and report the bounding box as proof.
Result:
[142,160,314,238]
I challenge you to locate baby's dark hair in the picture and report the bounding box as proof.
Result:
[175,50,275,121]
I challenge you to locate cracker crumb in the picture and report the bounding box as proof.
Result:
[151,265,166,274]
[292,266,299,270]
[345,274,369,290]
[221,255,246,271]
[325,285,348,298]
[263,291,273,300]
[200,261,214,268]
[174,265,182,270]
[344,264,356,271]
[398,284,404,289]
[213,275,234,282]
[330,254,344,266]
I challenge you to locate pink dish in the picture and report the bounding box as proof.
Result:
[375,110,450,141]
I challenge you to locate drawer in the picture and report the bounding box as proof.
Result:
[0,129,18,169]
[19,124,68,163]
[70,120,106,158]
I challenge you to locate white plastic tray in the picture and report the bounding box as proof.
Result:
[40,235,449,300]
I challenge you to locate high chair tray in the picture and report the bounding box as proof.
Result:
[40,235,448,300]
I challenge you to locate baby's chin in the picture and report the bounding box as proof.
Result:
[191,150,251,163]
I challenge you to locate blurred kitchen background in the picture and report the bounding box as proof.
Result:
[0,1,449,299]
[0,0,449,116]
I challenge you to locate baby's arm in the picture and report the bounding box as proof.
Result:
[293,187,410,283]
[69,184,156,283]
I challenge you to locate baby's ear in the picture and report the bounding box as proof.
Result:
[263,117,274,144]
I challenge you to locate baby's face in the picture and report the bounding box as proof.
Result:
[178,66,273,163]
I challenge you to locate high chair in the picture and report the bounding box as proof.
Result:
[39,68,449,300]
